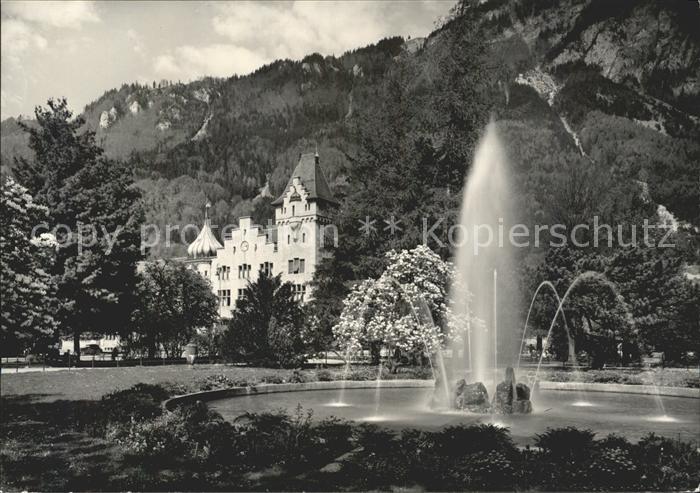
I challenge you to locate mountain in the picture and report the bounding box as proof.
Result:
[2,0,698,257]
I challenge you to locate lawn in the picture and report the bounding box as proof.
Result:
[0,365,312,402]
[2,365,698,403]
[0,364,435,402]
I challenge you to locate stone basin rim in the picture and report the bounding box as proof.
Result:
[163,379,699,411]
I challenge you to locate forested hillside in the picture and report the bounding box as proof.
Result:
[2,0,698,259]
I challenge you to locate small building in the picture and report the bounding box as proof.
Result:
[184,152,338,318]
[59,334,121,354]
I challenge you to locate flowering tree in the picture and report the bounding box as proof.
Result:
[332,245,476,366]
[1,178,58,354]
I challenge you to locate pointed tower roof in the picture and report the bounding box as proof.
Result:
[187,202,223,258]
[272,152,338,206]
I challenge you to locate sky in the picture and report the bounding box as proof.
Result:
[0,0,454,120]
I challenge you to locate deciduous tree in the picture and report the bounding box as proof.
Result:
[129,261,219,358]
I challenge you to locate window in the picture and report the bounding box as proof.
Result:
[288,258,305,274]
[293,284,307,302]
[238,264,251,279]
[218,289,231,307]
[237,288,245,299]
[260,262,274,276]
[218,266,230,280]
[287,234,290,244]
[302,232,306,243]
[292,205,295,215]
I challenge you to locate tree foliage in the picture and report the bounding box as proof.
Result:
[13,98,144,355]
[527,238,699,365]
[333,245,475,367]
[223,271,305,367]
[129,261,219,358]
[0,178,58,354]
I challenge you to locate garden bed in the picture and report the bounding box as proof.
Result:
[534,367,700,388]
[2,382,698,491]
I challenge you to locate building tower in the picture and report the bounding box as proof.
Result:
[184,152,337,318]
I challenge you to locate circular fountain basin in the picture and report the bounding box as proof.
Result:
[208,387,700,445]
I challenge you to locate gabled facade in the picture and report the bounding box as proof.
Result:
[184,152,338,318]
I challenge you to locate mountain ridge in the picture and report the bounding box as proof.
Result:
[2,0,698,257]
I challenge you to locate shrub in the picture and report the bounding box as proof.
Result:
[534,427,596,459]
[451,450,517,490]
[234,405,315,468]
[432,424,518,458]
[588,447,638,489]
[344,426,407,489]
[597,433,633,452]
[100,383,170,425]
[288,369,306,383]
[175,402,241,464]
[261,374,285,384]
[345,368,375,381]
[197,374,237,391]
[590,372,623,383]
[404,366,434,379]
[316,369,334,381]
[117,412,189,460]
[113,402,239,467]
[267,318,306,368]
[686,375,700,388]
[313,417,353,456]
[633,433,700,490]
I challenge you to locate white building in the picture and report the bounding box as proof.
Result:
[185,152,338,318]
[59,334,120,354]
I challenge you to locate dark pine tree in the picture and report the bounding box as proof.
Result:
[223,270,304,367]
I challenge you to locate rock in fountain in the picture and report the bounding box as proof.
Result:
[438,366,532,414]
[453,380,490,413]
[493,367,532,414]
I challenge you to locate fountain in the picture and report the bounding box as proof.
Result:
[329,349,353,408]
[444,120,530,413]
[516,280,570,371]
[365,361,385,422]
[208,118,694,443]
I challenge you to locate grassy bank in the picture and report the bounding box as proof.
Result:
[0,365,433,402]
[534,367,700,388]
[2,365,697,404]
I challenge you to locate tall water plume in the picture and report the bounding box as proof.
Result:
[450,121,520,389]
